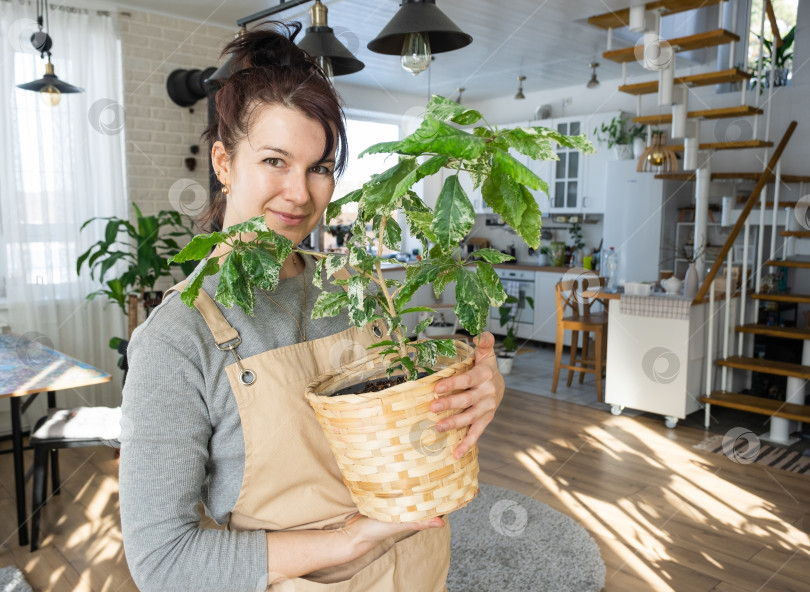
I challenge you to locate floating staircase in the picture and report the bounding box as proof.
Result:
[603,29,740,63]
[588,0,727,30]
[764,255,810,269]
[633,105,763,125]
[617,68,752,95]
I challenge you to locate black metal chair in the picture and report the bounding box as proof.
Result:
[29,339,128,551]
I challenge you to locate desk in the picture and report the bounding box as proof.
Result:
[0,334,110,546]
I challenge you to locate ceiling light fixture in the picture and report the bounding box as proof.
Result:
[586,62,600,89]
[297,0,364,80]
[454,87,465,103]
[637,131,678,173]
[514,76,526,100]
[16,0,83,106]
[367,0,473,76]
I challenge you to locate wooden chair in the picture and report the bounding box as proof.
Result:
[552,279,609,401]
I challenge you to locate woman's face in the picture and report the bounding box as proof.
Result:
[214,104,336,247]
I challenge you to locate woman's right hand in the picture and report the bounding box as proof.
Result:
[337,513,445,562]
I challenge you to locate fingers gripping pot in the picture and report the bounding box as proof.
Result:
[305,340,479,523]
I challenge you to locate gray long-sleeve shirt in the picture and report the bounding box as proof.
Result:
[119,256,351,592]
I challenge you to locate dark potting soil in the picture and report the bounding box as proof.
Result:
[332,372,431,396]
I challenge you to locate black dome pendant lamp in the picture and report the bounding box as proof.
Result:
[16,0,83,106]
[367,0,472,76]
[297,0,364,79]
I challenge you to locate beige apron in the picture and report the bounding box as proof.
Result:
[166,269,451,591]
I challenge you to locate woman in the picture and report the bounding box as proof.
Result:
[119,23,504,592]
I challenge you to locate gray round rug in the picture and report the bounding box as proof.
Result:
[0,566,33,592]
[448,484,606,592]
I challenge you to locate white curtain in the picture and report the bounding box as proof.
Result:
[0,0,128,430]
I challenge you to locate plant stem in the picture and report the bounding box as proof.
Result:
[375,215,409,360]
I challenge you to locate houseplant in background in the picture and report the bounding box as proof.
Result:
[172,95,594,523]
[77,203,196,344]
[496,293,534,375]
[750,25,795,90]
[594,114,645,160]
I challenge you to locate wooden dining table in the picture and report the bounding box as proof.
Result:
[0,333,110,546]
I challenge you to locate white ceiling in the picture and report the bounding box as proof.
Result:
[104,0,662,100]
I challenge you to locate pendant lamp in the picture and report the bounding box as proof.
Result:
[367,0,472,76]
[586,62,600,89]
[514,76,526,100]
[637,131,679,173]
[16,0,83,106]
[297,0,364,79]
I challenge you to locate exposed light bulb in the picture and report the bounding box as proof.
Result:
[401,32,431,75]
[315,55,334,82]
[40,85,60,106]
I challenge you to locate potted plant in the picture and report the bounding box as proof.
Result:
[569,222,585,266]
[172,95,594,522]
[750,25,795,90]
[77,203,196,343]
[594,115,645,160]
[537,245,550,266]
[496,294,534,375]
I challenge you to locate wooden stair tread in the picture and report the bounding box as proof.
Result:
[653,172,809,183]
[604,29,739,63]
[669,140,773,151]
[765,256,810,268]
[588,0,727,29]
[700,391,810,423]
[717,356,810,379]
[736,323,810,340]
[780,231,810,238]
[633,105,763,124]
[619,68,752,95]
[751,292,810,304]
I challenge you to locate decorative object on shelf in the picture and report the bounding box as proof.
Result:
[537,246,550,266]
[684,261,700,299]
[297,0,365,79]
[637,130,679,172]
[661,275,683,294]
[367,0,473,76]
[750,25,794,91]
[586,62,600,89]
[594,114,645,159]
[514,75,526,100]
[569,222,585,266]
[16,0,83,105]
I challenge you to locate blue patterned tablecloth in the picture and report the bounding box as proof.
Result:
[0,334,110,398]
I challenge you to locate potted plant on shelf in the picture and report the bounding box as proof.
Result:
[750,25,795,90]
[496,294,534,375]
[594,114,645,160]
[77,203,196,343]
[172,95,594,523]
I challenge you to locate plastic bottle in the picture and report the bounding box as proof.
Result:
[605,247,618,291]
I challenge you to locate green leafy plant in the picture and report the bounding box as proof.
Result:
[498,294,534,355]
[594,115,645,148]
[77,203,197,341]
[569,222,585,251]
[750,25,795,90]
[172,95,594,380]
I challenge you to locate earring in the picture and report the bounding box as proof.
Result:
[222,185,229,195]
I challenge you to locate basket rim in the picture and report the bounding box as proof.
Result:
[306,339,475,402]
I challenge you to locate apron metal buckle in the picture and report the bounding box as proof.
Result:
[216,336,256,386]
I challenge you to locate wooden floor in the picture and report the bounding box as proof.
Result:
[1,390,809,591]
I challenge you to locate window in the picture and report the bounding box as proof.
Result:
[326,117,401,252]
[553,121,580,209]
[747,0,798,85]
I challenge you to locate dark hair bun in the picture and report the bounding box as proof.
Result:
[222,21,319,76]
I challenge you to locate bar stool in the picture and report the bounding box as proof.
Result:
[552,278,609,401]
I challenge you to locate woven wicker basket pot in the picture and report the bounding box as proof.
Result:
[305,340,480,523]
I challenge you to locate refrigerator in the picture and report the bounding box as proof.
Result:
[602,160,666,285]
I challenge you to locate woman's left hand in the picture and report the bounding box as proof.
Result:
[431,332,504,459]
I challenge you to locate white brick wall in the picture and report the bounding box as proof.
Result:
[118,9,232,228]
